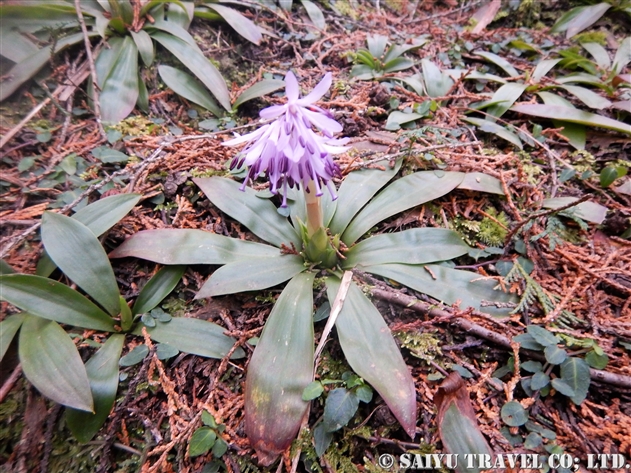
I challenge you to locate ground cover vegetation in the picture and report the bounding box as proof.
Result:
[0,0,630,472]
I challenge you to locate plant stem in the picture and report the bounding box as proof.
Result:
[304,181,323,237]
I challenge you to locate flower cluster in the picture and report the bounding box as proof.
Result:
[223,71,349,206]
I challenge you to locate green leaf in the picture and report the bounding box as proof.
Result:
[0,313,25,363]
[421,58,453,97]
[244,273,314,466]
[513,333,545,351]
[361,263,515,317]
[313,423,333,457]
[0,32,91,102]
[344,228,469,268]
[474,50,520,77]
[132,265,186,315]
[189,427,216,457]
[526,325,560,347]
[383,36,428,63]
[194,177,301,248]
[600,167,620,188]
[322,388,359,432]
[202,410,217,428]
[0,274,115,331]
[510,104,631,136]
[487,83,528,118]
[301,0,326,30]
[130,30,154,66]
[119,344,149,366]
[581,42,611,70]
[537,91,586,150]
[156,343,179,360]
[585,351,608,369]
[42,212,120,316]
[302,381,324,401]
[532,58,562,83]
[560,357,590,404]
[233,79,286,108]
[462,117,523,149]
[326,277,417,437]
[542,197,608,224]
[151,31,231,111]
[544,345,568,365]
[100,36,139,124]
[110,229,279,264]
[383,57,414,73]
[458,172,505,194]
[66,334,124,442]
[385,111,423,131]
[530,371,550,391]
[158,65,223,117]
[133,317,245,359]
[342,171,465,245]
[366,34,388,58]
[500,401,528,426]
[355,385,373,403]
[552,3,611,38]
[328,159,401,236]
[91,146,129,163]
[19,315,93,412]
[521,361,543,373]
[558,85,612,110]
[550,378,575,397]
[212,437,228,457]
[196,255,305,298]
[141,0,190,19]
[612,36,631,75]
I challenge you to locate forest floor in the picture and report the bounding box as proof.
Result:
[1,1,631,473]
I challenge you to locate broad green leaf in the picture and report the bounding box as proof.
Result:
[195,4,261,45]
[385,111,423,131]
[462,117,523,149]
[550,378,576,397]
[91,146,129,163]
[552,3,611,38]
[19,315,93,412]
[510,104,631,135]
[366,34,388,58]
[361,263,515,317]
[449,69,507,84]
[421,58,453,97]
[233,79,285,108]
[322,388,359,432]
[196,255,305,298]
[132,265,186,315]
[487,83,528,118]
[245,273,314,466]
[329,159,401,236]
[302,381,324,401]
[96,37,124,87]
[0,274,115,331]
[458,172,504,194]
[137,72,149,112]
[585,351,608,369]
[141,0,190,20]
[350,64,376,80]
[110,228,279,264]
[537,91,586,150]
[100,36,139,124]
[194,177,301,248]
[581,42,611,70]
[600,167,621,188]
[613,37,631,74]
[521,361,543,373]
[279,0,293,12]
[513,333,545,351]
[558,85,612,110]
[555,73,604,87]
[396,74,426,95]
[133,317,245,359]
[158,65,222,116]
[74,193,141,236]
[301,0,326,30]
[531,371,550,390]
[383,57,415,73]
[474,50,520,77]
[0,30,38,62]
[189,427,216,457]
[42,213,120,316]
[130,30,154,66]
[532,58,562,83]
[151,32,231,111]
[383,36,428,63]
[344,228,469,268]
[313,423,333,457]
[343,171,465,244]
[0,259,16,275]
[560,357,590,404]
[149,5,197,46]
[542,197,607,224]
[326,277,416,437]
[66,334,124,442]
[544,345,568,365]
[526,325,559,346]
[0,313,25,363]
[0,32,91,102]
[119,344,149,366]
[500,401,528,426]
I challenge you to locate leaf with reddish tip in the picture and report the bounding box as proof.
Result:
[326,277,417,438]
[434,372,494,473]
[245,273,315,465]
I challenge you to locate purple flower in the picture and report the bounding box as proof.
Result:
[223,71,349,207]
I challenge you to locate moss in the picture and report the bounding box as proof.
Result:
[572,31,607,45]
[395,331,442,363]
[478,208,509,247]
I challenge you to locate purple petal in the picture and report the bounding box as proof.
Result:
[285,71,300,102]
[302,108,343,134]
[260,104,286,119]
[222,126,267,146]
[296,73,332,105]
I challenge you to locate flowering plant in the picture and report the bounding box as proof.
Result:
[112,71,515,465]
